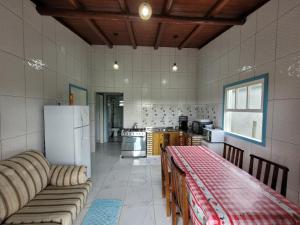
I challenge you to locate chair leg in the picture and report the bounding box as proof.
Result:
[182,192,189,225]
[171,194,177,225]
[161,170,165,198]
[182,210,189,225]
[165,181,171,217]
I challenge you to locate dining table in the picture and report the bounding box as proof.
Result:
[166,145,300,225]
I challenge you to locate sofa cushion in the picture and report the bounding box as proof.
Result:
[3,223,63,225]
[49,165,88,186]
[3,180,92,225]
[0,151,50,222]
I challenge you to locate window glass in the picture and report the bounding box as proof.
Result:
[226,89,236,109]
[224,111,263,141]
[236,87,247,109]
[248,83,262,109]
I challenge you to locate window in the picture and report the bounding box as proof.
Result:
[223,74,268,145]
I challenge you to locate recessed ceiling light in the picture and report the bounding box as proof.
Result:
[113,61,119,70]
[139,2,152,20]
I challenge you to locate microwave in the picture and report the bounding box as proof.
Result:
[203,128,224,143]
[191,119,212,135]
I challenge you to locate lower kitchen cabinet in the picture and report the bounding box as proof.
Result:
[152,132,164,155]
[151,131,184,155]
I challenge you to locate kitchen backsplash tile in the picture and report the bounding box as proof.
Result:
[141,103,217,128]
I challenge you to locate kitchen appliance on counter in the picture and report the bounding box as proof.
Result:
[179,116,188,131]
[191,119,213,135]
[203,128,224,143]
[121,128,146,158]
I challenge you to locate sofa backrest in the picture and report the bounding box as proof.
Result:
[0,151,50,222]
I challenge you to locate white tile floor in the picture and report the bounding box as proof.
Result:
[74,142,179,225]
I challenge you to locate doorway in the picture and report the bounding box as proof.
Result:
[96,93,124,143]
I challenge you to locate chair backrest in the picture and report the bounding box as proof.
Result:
[223,143,244,169]
[178,132,186,146]
[160,144,169,180]
[163,133,170,147]
[249,154,289,196]
[170,157,188,219]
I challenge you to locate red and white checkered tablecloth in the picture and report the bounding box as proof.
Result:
[167,145,300,225]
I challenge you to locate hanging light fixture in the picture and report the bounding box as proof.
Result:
[139,2,152,20]
[113,61,119,70]
[113,47,119,70]
[172,63,178,72]
[172,49,178,72]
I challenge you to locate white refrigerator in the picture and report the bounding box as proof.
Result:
[44,106,91,178]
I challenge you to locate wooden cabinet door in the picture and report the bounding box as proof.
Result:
[152,132,164,155]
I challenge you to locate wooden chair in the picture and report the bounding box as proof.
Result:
[160,144,171,216]
[249,154,289,196]
[223,143,244,169]
[170,157,189,225]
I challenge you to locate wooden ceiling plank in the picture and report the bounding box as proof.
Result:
[118,0,136,49]
[36,7,245,25]
[198,26,230,49]
[67,0,112,48]
[178,0,231,49]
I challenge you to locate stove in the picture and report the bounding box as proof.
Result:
[121,128,147,158]
[121,128,146,137]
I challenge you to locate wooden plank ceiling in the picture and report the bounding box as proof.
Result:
[32,0,270,49]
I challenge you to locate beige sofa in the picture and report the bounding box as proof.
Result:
[0,151,92,225]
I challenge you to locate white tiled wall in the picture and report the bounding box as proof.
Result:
[196,0,300,205]
[89,46,198,130]
[0,0,91,159]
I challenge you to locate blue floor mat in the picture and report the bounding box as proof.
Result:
[82,199,122,225]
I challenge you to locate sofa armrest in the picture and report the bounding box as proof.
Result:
[49,165,88,186]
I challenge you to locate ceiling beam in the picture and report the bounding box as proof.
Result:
[67,0,113,48]
[117,0,128,11]
[68,0,80,8]
[126,21,137,49]
[154,0,174,50]
[118,0,137,49]
[205,0,231,18]
[154,23,165,49]
[164,0,174,14]
[178,25,203,49]
[86,20,113,48]
[178,0,232,49]
[36,7,245,26]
